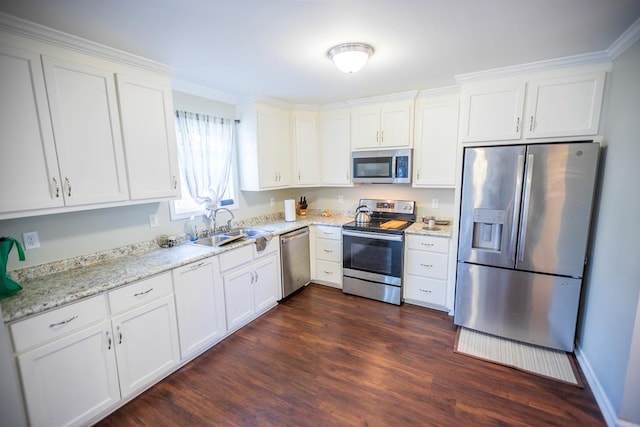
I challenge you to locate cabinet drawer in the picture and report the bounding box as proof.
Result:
[109,272,173,315]
[11,294,109,353]
[315,225,342,240]
[316,239,341,262]
[404,276,446,306]
[219,244,253,272]
[405,249,448,280]
[406,234,449,253]
[316,260,341,285]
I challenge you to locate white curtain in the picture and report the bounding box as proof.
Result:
[175,111,234,210]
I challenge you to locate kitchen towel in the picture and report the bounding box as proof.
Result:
[284,199,296,222]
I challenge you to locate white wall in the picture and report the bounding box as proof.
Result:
[578,38,640,425]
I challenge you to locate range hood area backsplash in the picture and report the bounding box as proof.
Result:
[0,186,454,271]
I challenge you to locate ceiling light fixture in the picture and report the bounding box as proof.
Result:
[327,43,374,74]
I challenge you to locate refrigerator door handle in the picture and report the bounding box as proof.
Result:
[518,154,534,262]
[510,154,526,261]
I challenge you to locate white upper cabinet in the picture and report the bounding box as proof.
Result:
[319,110,352,186]
[0,44,63,214]
[42,55,129,206]
[523,72,605,139]
[238,103,292,190]
[351,101,414,150]
[413,95,459,187]
[459,79,525,142]
[459,70,606,143]
[292,111,319,187]
[116,71,180,200]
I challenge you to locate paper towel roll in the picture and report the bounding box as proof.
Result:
[284,199,296,222]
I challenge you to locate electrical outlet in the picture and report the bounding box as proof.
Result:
[22,231,40,250]
[338,195,344,203]
[431,198,440,209]
[149,214,159,227]
[270,197,275,207]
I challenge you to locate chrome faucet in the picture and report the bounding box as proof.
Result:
[207,207,234,233]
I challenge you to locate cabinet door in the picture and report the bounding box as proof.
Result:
[42,55,128,205]
[222,265,255,331]
[459,80,525,142]
[116,72,180,199]
[257,107,291,188]
[351,107,380,150]
[380,103,413,148]
[112,294,180,398]
[18,320,120,427]
[319,111,352,186]
[173,259,226,359]
[524,72,605,139]
[253,253,279,314]
[0,45,63,215]
[413,98,459,187]
[293,111,319,186]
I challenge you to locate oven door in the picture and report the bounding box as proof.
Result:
[342,230,403,284]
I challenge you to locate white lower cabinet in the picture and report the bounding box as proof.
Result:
[172,258,226,360]
[404,234,450,309]
[310,225,342,288]
[220,240,280,332]
[12,295,119,427]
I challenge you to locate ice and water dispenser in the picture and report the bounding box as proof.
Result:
[471,208,506,252]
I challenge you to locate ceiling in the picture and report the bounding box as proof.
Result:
[2,0,640,105]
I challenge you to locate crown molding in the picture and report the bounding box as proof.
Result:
[416,85,460,99]
[0,12,173,74]
[346,90,419,107]
[608,16,640,60]
[455,51,612,84]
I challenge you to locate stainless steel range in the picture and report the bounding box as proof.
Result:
[342,199,416,305]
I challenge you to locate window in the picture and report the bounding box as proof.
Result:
[170,111,238,221]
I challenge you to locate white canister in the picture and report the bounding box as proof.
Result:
[284,199,296,222]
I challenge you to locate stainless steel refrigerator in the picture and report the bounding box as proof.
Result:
[454,141,599,351]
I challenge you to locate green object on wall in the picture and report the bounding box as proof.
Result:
[0,237,26,299]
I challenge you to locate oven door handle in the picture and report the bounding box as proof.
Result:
[342,230,403,242]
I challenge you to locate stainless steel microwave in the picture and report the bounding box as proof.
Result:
[352,149,412,184]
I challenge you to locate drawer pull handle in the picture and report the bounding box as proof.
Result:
[420,263,434,268]
[421,243,434,246]
[323,249,333,253]
[106,331,112,350]
[49,314,78,328]
[134,287,154,297]
[323,270,333,274]
[323,232,333,235]
[419,289,432,293]
[190,261,205,270]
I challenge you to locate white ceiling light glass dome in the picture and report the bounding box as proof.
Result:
[327,43,374,73]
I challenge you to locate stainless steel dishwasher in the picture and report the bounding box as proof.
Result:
[280,227,311,299]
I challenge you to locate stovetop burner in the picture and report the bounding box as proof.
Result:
[342,199,416,234]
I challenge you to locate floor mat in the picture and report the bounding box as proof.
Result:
[454,327,582,387]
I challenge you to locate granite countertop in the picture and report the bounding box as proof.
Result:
[1,215,351,324]
[405,221,453,238]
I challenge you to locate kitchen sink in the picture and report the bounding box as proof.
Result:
[224,228,264,238]
[192,228,265,247]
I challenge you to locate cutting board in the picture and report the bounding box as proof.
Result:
[380,220,407,230]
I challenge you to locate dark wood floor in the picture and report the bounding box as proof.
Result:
[97,284,604,427]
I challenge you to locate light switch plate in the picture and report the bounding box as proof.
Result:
[431,198,440,209]
[149,214,159,227]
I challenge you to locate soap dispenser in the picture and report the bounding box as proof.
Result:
[0,237,25,299]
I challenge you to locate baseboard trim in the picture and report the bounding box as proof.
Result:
[575,345,619,427]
